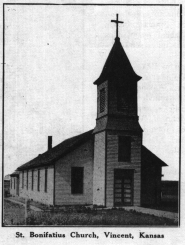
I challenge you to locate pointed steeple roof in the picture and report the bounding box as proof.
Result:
[94,37,141,85]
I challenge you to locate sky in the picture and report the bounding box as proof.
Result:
[4,4,180,180]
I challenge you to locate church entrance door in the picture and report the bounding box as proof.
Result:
[114,169,133,206]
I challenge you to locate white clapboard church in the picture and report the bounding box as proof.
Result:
[10,15,167,207]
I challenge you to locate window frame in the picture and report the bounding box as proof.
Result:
[118,136,131,162]
[71,167,84,195]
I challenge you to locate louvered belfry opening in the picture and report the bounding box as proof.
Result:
[100,88,106,113]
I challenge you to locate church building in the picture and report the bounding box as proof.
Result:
[10,15,167,207]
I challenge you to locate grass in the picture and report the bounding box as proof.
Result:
[4,200,178,226]
[4,199,26,225]
[21,209,178,226]
[25,210,177,226]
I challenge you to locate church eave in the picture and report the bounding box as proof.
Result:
[16,129,94,171]
[94,71,142,85]
[10,171,20,177]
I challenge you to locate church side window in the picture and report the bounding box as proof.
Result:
[22,171,24,189]
[37,169,40,192]
[100,88,105,113]
[11,178,12,189]
[27,170,29,190]
[71,167,84,194]
[45,168,48,193]
[31,170,34,191]
[14,178,15,189]
[118,136,131,162]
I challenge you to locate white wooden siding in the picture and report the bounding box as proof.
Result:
[19,166,54,205]
[106,131,142,207]
[10,177,19,196]
[55,139,94,205]
[93,132,106,206]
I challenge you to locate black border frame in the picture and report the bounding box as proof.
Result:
[2,3,182,228]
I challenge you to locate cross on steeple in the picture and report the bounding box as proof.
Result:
[111,14,123,38]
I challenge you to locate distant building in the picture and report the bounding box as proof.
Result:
[4,174,10,196]
[11,15,167,207]
[162,181,178,199]
[10,171,20,196]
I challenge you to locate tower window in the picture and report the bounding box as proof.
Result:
[71,167,84,194]
[117,86,129,112]
[118,136,131,162]
[100,88,105,113]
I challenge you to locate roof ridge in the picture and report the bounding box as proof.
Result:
[16,129,94,171]
[142,145,168,166]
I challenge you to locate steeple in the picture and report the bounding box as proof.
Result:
[93,15,143,208]
[94,35,141,85]
[93,15,142,134]
[94,14,141,85]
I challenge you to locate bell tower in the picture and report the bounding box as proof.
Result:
[93,15,143,207]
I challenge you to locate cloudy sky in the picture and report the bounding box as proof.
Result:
[4,4,180,180]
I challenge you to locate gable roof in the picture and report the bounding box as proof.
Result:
[16,129,167,171]
[4,174,11,180]
[16,129,93,171]
[142,145,168,167]
[94,37,142,85]
[10,171,20,177]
